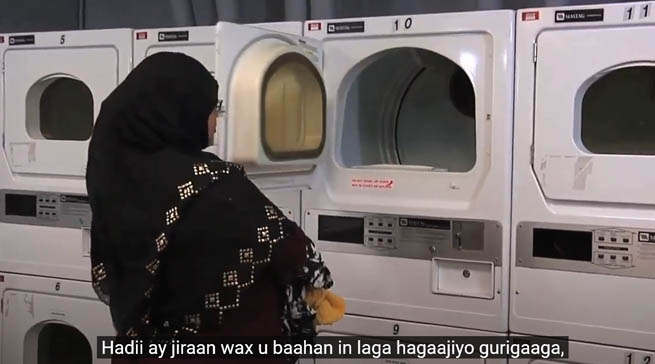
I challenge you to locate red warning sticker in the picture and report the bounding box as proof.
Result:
[307,22,321,31]
[522,11,540,21]
[351,178,394,189]
[0,36,4,44]
[136,31,148,40]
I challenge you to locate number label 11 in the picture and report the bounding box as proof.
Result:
[625,4,651,20]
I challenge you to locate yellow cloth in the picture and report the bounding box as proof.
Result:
[304,288,346,326]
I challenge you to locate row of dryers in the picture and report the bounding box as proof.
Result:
[0,2,654,363]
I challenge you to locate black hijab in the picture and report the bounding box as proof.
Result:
[86,52,332,339]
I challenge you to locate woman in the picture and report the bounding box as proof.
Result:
[86,52,344,363]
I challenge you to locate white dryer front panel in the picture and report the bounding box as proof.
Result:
[533,23,655,205]
[508,338,653,364]
[512,2,655,352]
[0,273,114,364]
[133,22,302,74]
[298,315,507,364]
[300,11,514,334]
[2,29,132,178]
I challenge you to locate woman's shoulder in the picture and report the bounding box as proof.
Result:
[186,160,273,216]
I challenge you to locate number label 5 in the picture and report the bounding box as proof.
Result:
[393,18,413,31]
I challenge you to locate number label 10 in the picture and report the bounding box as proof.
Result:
[393,18,413,31]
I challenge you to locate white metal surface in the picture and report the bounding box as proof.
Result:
[534,21,655,205]
[299,315,507,364]
[508,338,653,364]
[512,2,655,351]
[0,273,114,364]
[133,22,302,72]
[2,29,132,178]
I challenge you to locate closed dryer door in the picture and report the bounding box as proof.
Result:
[3,46,119,177]
[533,26,655,205]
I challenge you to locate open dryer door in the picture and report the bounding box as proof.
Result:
[215,22,325,176]
[533,26,655,205]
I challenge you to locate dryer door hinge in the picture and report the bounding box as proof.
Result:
[533,42,538,63]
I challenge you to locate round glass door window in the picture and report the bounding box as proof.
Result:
[26,77,94,141]
[581,65,655,155]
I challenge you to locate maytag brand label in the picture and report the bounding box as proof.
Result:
[555,8,604,23]
[327,21,365,34]
[639,232,655,243]
[399,217,450,230]
[158,31,189,42]
[9,35,35,46]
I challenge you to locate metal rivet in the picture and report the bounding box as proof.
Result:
[462,269,471,278]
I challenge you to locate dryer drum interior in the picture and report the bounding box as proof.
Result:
[340,47,477,172]
[33,322,92,364]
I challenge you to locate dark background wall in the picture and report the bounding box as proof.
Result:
[0,0,637,33]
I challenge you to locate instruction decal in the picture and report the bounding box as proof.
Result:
[555,8,604,23]
[158,31,189,42]
[327,21,365,34]
[8,35,35,46]
[351,178,393,189]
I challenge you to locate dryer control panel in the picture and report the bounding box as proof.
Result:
[516,222,655,279]
[304,209,503,265]
[0,190,91,229]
